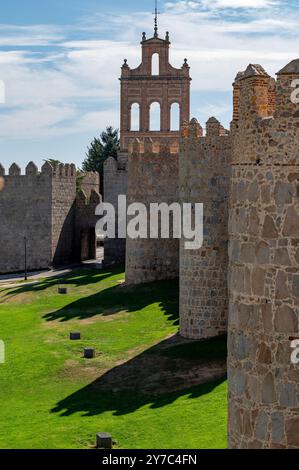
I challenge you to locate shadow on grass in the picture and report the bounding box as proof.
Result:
[1,265,125,301]
[162,335,227,361]
[52,336,227,417]
[3,266,179,327]
[43,277,179,324]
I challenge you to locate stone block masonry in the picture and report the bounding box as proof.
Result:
[125,138,179,284]
[103,152,128,266]
[228,60,299,449]
[179,118,231,339]
[0,162,100,273]
[51,163,77,266]
[0,162,54,273]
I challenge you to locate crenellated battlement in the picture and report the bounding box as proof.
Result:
[0,161,77,178]
[231,59,299,166]
[76,188,101,207]
[104,152,128,174]
[0,161,100,274]
[180,118,231,169]
[128,137,179,156]
[181,117,229,140]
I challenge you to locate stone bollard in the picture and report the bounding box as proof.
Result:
[84,348,95,359]
[96,432,112,449]
[58,287,67,294]
[70,332,81,340]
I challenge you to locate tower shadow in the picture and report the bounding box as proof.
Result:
[52,335,227,417]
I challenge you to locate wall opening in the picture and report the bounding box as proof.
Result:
[149,102,161,131]
[130,103,140,131]
[80,229,96,261]
[170,103,180,131]
[151,53,159,76]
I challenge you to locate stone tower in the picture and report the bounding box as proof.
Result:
[124,18,191,284]
[0,162,100,273]
[104,15,191,268]
[179,118,231,339]
[228,60,299,448]
[119,23,191,151]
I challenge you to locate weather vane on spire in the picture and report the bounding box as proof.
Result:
[153,0,160,38]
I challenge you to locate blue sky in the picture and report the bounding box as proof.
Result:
[0,0,298,169]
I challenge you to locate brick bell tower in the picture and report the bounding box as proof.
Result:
[119,2,191,151]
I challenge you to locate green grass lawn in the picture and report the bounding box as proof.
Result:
[0,266,227,449]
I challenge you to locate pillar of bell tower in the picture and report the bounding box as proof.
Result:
[119,29,191,151]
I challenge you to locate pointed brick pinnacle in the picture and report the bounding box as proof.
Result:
[26,161,38,175]
[234,71,245,82]
[206,117,220,124]
[244,64,269,78]
[277,59,299,75]
[9,163,21,176]
[189,117,202,137]
[41,161,53,175]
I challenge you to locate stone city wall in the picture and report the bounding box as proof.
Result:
[125,138,179,284]
[228,61,299,449]
[179,118,231,339]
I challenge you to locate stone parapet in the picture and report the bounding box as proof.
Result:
[179,118,231,339]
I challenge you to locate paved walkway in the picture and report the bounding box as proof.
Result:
[0,259,103,289]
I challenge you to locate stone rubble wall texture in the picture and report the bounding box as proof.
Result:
[51,163,77,266]
[125,138,179,284]
[75,175,101,262]
[103,152,128,266]
[228,61,299,449]
[0,162,100,273]
[0,162,53,273]
[78,171,101,198]
[179,118,231,339]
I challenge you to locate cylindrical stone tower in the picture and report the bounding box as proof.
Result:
[179,118,231,339]
[228,61,299,449]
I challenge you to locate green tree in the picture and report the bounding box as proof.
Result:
[82,126,120,176]
[43,158,61,168]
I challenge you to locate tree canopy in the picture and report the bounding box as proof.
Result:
[82,126,120,175]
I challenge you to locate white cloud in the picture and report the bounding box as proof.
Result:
[165,1,202,12]
[202,0,277,8]
[198,102,231,117]
[0,105,76,139]
[166,0,277,11]
[0,24,65,46]
[0,2,298,143]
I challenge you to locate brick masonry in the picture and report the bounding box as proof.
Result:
[103,27,190,268]
[120,30,191,152]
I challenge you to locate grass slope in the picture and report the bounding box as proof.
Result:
[0,267,227,449]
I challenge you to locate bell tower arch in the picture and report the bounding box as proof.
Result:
[120,20,191,150]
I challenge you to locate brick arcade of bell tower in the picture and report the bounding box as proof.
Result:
[119,20,191,151]
[103,8,192,269]
[123,14,192,284]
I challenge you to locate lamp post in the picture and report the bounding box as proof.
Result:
[24,236,27,281]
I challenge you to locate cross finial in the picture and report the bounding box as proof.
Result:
[153,0,160,38]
